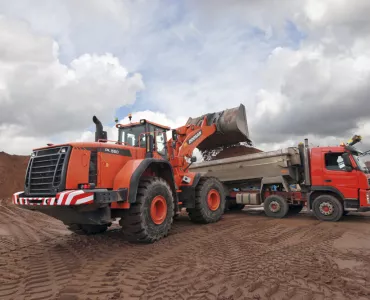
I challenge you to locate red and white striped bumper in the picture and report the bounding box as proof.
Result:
[12,190,94,206]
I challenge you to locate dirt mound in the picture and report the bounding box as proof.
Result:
[211,145,263,160]
[0,152,29,199]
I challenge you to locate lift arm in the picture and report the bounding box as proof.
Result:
[167,116,217,168]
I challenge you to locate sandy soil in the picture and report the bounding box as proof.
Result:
[1,199,370,300]
[0,152,29,199]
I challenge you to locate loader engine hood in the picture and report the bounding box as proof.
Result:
[186,104,251,151]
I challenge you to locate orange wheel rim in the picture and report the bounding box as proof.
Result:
[150,195,167,225]
[207,189,220,211]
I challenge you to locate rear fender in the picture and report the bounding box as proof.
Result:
[113,159,177,203]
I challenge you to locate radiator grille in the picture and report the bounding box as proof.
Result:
[25,146,71,196]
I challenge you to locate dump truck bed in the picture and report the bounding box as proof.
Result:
[190,147,302,185]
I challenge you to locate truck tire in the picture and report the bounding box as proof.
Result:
[287,204,303,216]
[67,224,109,235]
[120,176,174,243]
[263,195,289,218]
[312,195,343,222]
[187,177,225,223]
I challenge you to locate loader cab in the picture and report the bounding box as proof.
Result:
[117,120,170,158]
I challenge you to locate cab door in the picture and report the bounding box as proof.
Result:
[322,151,358,199]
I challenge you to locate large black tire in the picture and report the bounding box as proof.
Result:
[287,204,304,216]
[120,177,174,243]
[187,177,226,223]
[263,195,289,218]
[67,224,109,235]
[312,195,343,222]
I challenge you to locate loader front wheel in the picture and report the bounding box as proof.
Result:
[120,177,174,243]
[187,177,225,223]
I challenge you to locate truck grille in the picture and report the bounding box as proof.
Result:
[25,146,71,196]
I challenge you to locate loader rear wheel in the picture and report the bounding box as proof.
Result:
[67,224,109,235]
[120,177,174,243]
[312,195,343,222]
[264,195,289,218]
[187,177,225,223]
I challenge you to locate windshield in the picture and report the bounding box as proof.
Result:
[352,154,369,174]
[117,124,168,157]
[118,125,146,147]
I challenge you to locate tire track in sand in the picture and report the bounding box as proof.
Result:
[0,236,83,300]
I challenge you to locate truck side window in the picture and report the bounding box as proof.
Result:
[325,153,345,171]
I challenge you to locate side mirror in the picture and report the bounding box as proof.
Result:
[342,153,353,171]
[191,156,197,163]
[172,130,178,141]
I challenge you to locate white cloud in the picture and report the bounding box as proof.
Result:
[1,0,370,156]
[0,15,144,154]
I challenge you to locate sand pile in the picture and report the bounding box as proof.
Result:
[0,152,29,199]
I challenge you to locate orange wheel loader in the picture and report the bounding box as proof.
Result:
[12,104,250,243]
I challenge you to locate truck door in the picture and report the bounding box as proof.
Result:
[323,151,358,199]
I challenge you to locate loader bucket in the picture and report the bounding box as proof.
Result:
[185,104,251,151]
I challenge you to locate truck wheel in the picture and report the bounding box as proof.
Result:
[263,195,289,218]
[67,224,109,235]
[187,177,225,223]
[120,177,174,243]
[287,204,303,216]
[312,195,343,222]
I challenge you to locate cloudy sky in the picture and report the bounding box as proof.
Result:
[1,0,370,155]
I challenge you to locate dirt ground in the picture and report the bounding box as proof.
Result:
[1,199,370,300]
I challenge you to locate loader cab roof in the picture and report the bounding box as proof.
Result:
[116,119,171,131]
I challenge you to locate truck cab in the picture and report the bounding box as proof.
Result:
[309,145,370,212]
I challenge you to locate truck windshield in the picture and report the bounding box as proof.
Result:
[118,125,146,147]
[352,154,369,174]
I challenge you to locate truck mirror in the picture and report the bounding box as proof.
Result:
[191,156,197,163]
[342,153,353,171]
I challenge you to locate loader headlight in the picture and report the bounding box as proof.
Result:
[31,152,36,157]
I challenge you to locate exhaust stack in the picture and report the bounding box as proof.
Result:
[93,116,107,142]
[185,104,251,151]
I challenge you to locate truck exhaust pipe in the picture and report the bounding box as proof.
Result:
[185,104,251,151]
[93,116,107,142]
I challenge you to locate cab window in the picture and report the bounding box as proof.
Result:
[148,124,167,157]
[325,153,346,171]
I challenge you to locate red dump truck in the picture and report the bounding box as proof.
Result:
[190,136,370,221]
